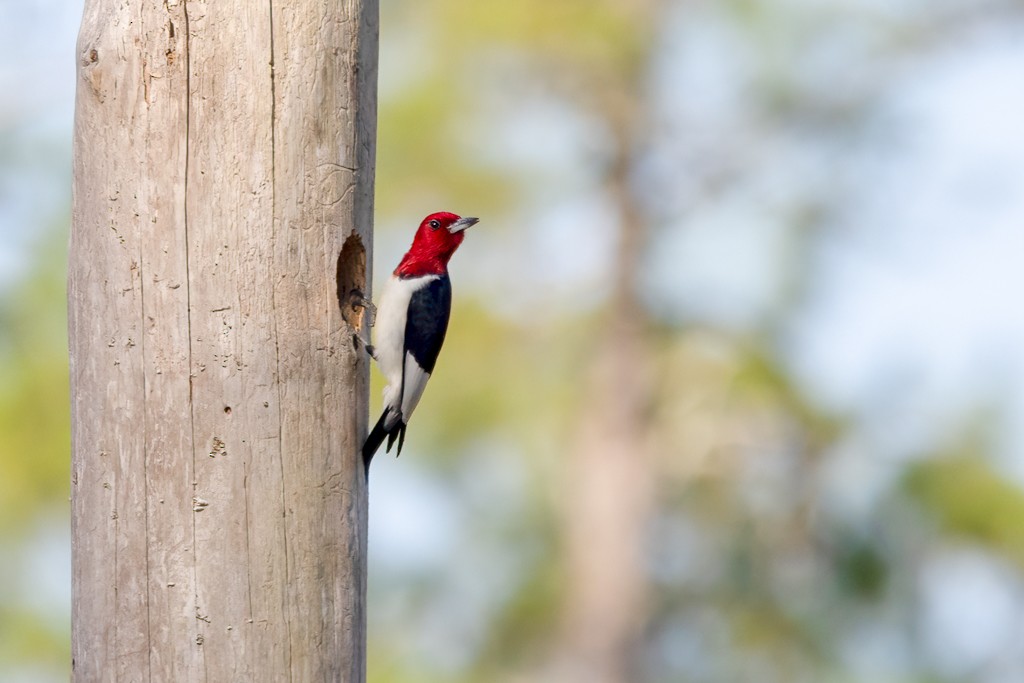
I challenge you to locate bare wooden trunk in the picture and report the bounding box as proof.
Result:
[69,0,377,679]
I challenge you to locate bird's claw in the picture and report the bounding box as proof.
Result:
[352,332,378,360]
[346,289,377,359]
[348,289,377,328]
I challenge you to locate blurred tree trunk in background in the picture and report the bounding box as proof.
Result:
[68,0,377,679]
[551,7,658,681]
[554,128,655,683]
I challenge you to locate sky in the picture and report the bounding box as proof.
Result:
[0,0,79,287]
[790,27,1024,467]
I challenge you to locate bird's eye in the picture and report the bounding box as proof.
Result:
[429,219,441,230]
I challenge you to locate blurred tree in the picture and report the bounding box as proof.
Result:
[375,3,667,681]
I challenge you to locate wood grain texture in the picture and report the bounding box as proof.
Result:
[69,0,377,679]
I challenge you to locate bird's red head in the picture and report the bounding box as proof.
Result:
[394,212,479,278]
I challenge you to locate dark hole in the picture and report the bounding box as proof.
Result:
[224,406,231,415]
[337,233,367,330]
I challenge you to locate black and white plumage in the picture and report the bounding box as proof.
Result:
[361,212,478,471]
[362,273,451,462]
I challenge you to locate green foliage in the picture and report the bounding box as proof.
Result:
[376,84,513,213]
[0,604,68,669]
[905,455,1024,566]
[833,537,888,600]
[432,0,652,76]
[0,226,71,677]
[0,231,70,535]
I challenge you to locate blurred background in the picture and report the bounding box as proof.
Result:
[4,0,1024,681]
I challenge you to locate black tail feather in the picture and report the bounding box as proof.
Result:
[396,423,407,455]
[362,410,407,475]
[385,423,408,456]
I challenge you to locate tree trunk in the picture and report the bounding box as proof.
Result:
[550,66,657,682]
[552,141,655,683]
[68,0,377,680]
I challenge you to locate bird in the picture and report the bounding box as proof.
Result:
[360,211,479,471]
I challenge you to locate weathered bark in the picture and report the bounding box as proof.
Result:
[69,0,377,680]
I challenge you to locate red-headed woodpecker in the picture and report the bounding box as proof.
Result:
[361,211,479,470]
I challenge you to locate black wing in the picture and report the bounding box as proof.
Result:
[404,275,452,374]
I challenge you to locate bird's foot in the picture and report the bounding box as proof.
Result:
[346,289,378,359]
[352,332,378,360]
[348,289,377,328]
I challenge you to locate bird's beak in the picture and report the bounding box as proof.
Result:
[448,216,479,233]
